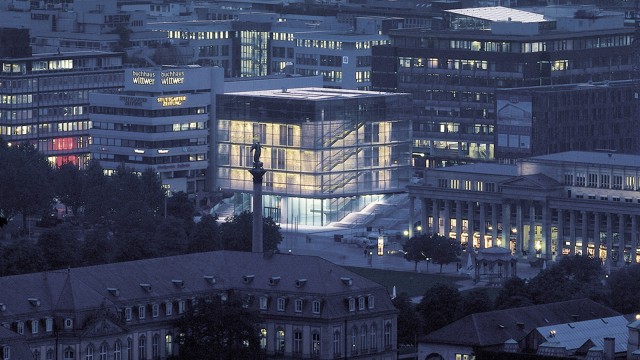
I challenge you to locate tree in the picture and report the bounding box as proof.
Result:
[0,140,55,232]
[219,211,282,252]
[393,293,423,345]
[417,283,461,334]
[403,235,431,272]
[607,264,640,313]
[155,216,188,256]
[428,234,461,273]
[36,224,81,270]
[54,162,84,216]
[167,191,196,222]
[175,296,263,360]
[494,277,532,310]
[80,227,116,266]
[0,240,46,276]
[459,289,493,317]
[188,214,221,253]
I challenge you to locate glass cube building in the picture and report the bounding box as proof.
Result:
[216,87,411,225]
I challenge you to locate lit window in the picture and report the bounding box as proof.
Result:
[276,329,285,354]
[165,333,173,356]
[259,328,267,349]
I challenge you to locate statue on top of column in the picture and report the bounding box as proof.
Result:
[250,141,263,169]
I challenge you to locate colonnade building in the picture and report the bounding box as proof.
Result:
[407,151,640,270]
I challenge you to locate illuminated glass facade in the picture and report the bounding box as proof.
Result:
[0,51,123,169]
[216,88,411,225]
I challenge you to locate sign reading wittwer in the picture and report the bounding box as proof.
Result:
[132,70,186,85]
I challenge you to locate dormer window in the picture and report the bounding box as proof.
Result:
[294,299,303,313]
[178,300,186,314]
[312,300,321,314]
[368,296,375,309]
[64,318,73,330]
[348,298,355,312]
[152,304,159,318]
[31,320,38,334]
[138,305,146,319]
[45,318,53,332]
[269,276,280,286]
[358,297,365,310]
[172,280,184,288]
[3,345,9,360]
[165,301,173,316]
[28,298,40,307]
[140,284,152,292]
[124,307,132,321]
[107,288,120,297]
[16,322,23,335]
[259,296,268,310]
[277,298,286,312]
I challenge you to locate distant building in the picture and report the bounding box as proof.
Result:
[408,151,640,269]
[0,251,397,360]
[418,299,620,360]
[372,6,634,168]
[495,80,640,161]
[0,50,124,168]
[216,87,412,225]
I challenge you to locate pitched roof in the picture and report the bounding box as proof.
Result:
[501,174,561,190]
[423,299,620,347]
[0,251,395,319]
[534,315,629,353]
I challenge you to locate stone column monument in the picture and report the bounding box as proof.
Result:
[249,142,266,253]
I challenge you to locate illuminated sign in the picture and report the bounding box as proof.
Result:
[132,70,155,85]
[157,96,187,107]
[160,71,185,85]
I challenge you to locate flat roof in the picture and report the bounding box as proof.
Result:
[432,163,517,176]
[1,50,122,62]
[529,151,640,167]
[445,6,548,23]
[221,87,402,100]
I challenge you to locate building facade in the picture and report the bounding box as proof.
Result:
[216,87,412,225]
[495,80,640,160]
[408,151,640,272]
[372,6,634,168]
[89,66,222,194]
[0,50,123,168]
[0,251,397,360]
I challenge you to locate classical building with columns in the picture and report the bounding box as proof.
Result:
[407,151,640,270]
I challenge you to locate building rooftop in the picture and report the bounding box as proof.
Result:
[534,315,630,353]
[445,6,548,23]
[222,87,401,100]
[528,151,640,168]
[431,163,517,176]
[0,50,122,62]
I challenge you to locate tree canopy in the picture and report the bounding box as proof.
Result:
[404,234,461,273]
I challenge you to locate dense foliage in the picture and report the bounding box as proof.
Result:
[403,234,461,272]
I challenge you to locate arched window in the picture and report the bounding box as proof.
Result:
[350,326,358,355]
[2,346,8,360]
[370,323,377,351]
[113,340,121,360]
[293,330,303,354]
[33,349,40,360]
[99,343,108,360]
[165,333,173,356]
[63,347,74,360]
[332,330,341,357]
[152,333,160,359]
[384,322,392,349]
[312,332,320,356]
[127,338,133,360]
[360,325,367,352]
[46,349,54,360]
[84,345,93,360]
[275,328,285,354]
[138,335,146,359]
[259,328,267,350]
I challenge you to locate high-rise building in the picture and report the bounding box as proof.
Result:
[372,6,634,168]
[0,50,124,168]
[215,87,412,225]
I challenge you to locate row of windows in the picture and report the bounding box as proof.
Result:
[443,35,632,52]
[438,178,496,192]
[565,172,640,190]
[0,74,121,90]
[124,300,186,322]
[5,317,70,336]
[165,30,230,40]
[198,45,230,57]
[90,106,208,117]
[0,121,91,137]
[92,121,207,133]
[34,333,173,360]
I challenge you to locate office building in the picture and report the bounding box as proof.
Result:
[0,50,124,168]
[0,251,398,360]
[495,80,639,160]
[372,6,634,167]
[407,151,640,272]
[216,87,412,225]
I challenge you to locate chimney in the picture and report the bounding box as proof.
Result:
[603,337,615,360]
